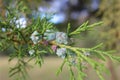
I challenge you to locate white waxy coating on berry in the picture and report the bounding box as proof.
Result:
[16,17,27,28]
[56,48,66,59]
[29,49,35,55]
[44,30,56,41]
[55,32,68,44]
[30,31,41,44]
[2,28,6,32]
[44,33,56,41]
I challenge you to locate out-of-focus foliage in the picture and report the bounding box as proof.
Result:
[98,0,120,52]
[0,0,100,26]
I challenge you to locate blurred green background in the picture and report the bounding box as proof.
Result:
[0,0,120,80]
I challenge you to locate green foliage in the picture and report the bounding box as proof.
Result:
[0,1,120,80]
[69,21,103,36]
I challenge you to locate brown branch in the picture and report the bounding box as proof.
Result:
[0,0,5,17]
[108,59,118,80]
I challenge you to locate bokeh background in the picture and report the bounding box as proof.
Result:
[0,0,120,80]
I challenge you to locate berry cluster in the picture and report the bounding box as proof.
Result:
[43,29,68,45]
[29,29,91,65]
[29,30,68,57]
[30,29,68,44]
